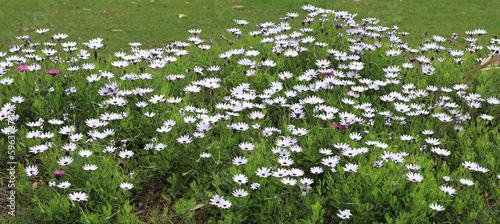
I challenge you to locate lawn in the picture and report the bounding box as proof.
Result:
[1,0,500,223]
[2,0,499,56]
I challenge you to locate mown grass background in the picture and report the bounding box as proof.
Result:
[2,0,499,56]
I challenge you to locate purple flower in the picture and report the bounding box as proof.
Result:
[46,69,61,76]
[331,123,346,131]
[15,65,28,73]
[53,171,64,180]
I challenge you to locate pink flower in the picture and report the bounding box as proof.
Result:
[447,39,457,43]
[407,57,417,62]
[46,69,61,75]
[331,123,346,131]
[53,171,64,180]
[15,65,28,73]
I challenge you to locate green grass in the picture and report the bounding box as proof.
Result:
[2,0,499,56]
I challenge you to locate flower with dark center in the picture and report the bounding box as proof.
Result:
[54,171,64,180]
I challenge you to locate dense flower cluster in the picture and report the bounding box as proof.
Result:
[1,3,499,221]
